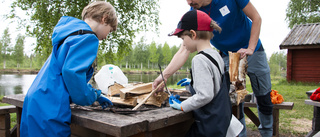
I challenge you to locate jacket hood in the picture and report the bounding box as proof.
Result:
[52,16,93,47]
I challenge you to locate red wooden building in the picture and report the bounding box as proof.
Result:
[280,23,320,83]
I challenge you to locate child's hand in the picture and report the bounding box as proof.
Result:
[177,78,191,86]
[169,95,182,111]
[97,95,113,109]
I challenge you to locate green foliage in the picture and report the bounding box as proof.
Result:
[133,37,150,69]
[0,40,2,63]
[0,28,12,68]
[286,0,320,28]
[115,40,196,70]
[268,51,287,77]
[8,0,160,62]
[171,45,179,56]
[162,42,172,65]
[122,45,134,68]
[149,41,159,68]
[156,44,164,65]
[13,34,25,68]
[183,51,197,69]
[269,63,281,77]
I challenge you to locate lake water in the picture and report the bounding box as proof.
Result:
[0,73,190,96]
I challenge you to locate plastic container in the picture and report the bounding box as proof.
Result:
[94,64,128,94]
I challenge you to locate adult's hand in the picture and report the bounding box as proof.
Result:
[237,48,254,59]
[241,1,261,59]
[152,75,165,93]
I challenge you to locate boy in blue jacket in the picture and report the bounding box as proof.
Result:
[20,1,117,136]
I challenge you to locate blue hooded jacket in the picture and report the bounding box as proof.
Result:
[20,16,100,137]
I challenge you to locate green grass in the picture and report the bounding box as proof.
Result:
[242,76,319,135]
[0,96,8,106]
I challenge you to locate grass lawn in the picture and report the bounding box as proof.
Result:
[245,76,319,136]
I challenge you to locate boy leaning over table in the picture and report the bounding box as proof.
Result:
[167,9,243,137]
[20,1,117,137]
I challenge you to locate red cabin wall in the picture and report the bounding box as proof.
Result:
[287,48,320,83]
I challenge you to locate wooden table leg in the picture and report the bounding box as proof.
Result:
[273,109,279,137]
[232,106,240,119]
[0,113,11,137]
[306,106,320,137]
[244,107,260,127]
[16,107,22,137]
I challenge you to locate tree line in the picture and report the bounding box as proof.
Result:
[0,27,198,70]
[110,37,197,70]
[0,27,286,78]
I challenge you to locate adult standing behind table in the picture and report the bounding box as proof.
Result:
[152,0,273,136]
[20,1,117,137]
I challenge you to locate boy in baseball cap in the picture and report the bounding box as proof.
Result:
[168,10,242,136]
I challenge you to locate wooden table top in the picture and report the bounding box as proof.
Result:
[2,94,193,137]
[305,99,320,107]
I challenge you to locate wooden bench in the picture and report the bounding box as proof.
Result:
[243,102,294,137]
[0,105,17,137]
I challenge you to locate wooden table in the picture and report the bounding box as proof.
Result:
[243,102,294,137]
[2,94,194,137]
[0,105,16,137]
[305,100,320,137]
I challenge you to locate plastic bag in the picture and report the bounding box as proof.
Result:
[94,64,128,94]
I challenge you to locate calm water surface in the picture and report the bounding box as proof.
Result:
[0,73,189,96]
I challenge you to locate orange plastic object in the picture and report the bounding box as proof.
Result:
[270,89,284,104]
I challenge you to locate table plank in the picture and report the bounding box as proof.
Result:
[244,102,294,110]
[305,100,320,107]
[71,109,148,137]
[2,94,24,108]
[0,106,16,115]
[132,107,193,131]
[2,94,193,137]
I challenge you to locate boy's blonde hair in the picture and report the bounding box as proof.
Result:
[82,1,118,31]
[178,20,221,40]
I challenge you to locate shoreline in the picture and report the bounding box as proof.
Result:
[0,69,189,75]
[0,69,39,74]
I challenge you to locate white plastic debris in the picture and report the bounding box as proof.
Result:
[94,64,128,94]
[226,115,244,137]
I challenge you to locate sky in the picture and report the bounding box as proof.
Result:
[0,0,291,58]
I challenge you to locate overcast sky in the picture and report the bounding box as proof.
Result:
[0,0,291,58]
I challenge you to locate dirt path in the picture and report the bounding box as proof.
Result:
[246,117,311,137]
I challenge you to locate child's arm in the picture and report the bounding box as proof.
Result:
[62,34,100,106]
[181,56,215,112]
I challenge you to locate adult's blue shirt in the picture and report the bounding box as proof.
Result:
[191,0,262,55]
